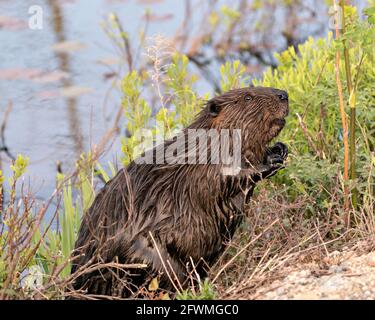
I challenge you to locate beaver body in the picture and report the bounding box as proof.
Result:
[70,87,289,297]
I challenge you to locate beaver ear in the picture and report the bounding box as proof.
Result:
[207,99,221,117]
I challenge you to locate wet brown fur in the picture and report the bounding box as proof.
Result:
[70,86,289,298]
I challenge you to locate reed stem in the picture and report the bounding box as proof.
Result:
[340,0,358,210]
[333,0,350,216]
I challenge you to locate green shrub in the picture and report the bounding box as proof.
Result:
[176,279,216,300]
[252,8,374,210]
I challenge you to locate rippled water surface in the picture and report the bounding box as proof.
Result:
[0,0,184,201]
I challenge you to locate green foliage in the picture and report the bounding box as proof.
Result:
[364,6,375,24]
[220,5,241,26]
[165,53,199,127]
[176,279,216,300]
[120,54,205,165]
[0,156,44,297]
[338,5,375,56]
[121,70,153,165]
[121,71,152,135]
[95,161,117,183]
[34,153,96,279]
[9,154,29,184]
[59,175,81,277]
[220,60,248,92]
[76,153,96,212]
[0,170,4,185]
[252,11,374,209]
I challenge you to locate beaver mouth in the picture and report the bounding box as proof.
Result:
[271,118,286,127]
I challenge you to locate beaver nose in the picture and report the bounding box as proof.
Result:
[277,91,288,101]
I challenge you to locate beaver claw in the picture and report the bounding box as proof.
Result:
[251,142,288,182]
[269,142,288,160]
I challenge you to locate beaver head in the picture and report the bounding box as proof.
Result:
[189,86,289,164]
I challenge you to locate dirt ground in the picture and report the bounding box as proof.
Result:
[254,244,375,300]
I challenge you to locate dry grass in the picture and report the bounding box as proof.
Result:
[209,183,375,300]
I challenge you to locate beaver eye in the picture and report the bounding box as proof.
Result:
[244,95,252,101]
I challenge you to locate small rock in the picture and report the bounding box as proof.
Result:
[320,275,345,292]
[294,292,320,300]
[330,251,341,258]
[366,256,375,267]
[329,265,345,273]
[275,287,286,295]
[299,270,311,277]
[296,278,309,285]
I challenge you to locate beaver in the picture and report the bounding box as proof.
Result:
[70,86,289,298]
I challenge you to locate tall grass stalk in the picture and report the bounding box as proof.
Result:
[333,0,350,215]
[340,0,358,209]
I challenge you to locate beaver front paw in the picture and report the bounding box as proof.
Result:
[266,142,288,165]
[255,142,288,181]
